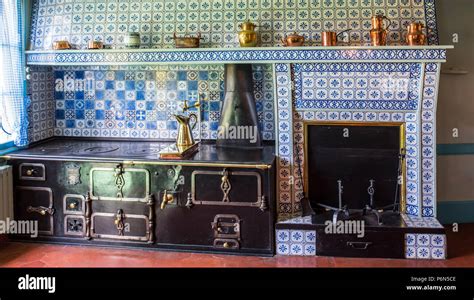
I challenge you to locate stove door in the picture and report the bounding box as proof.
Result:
[191,168,265,209]
[89,198,154,243]
[90,165,150,202]
[15,186,54,236]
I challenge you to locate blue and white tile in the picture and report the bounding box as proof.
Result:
[405,233,447,260]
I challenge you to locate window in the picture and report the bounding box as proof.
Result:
[0,0,29,148]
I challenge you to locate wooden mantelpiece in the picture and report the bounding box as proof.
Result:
[26,45,452,66]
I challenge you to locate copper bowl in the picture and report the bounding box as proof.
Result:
[173,32,202,48]
[88,41,104,49]
[52,41,71,50]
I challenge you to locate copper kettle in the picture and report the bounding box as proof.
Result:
[369,14,392,46]
[281,32,305,47]
[406,21,426,45]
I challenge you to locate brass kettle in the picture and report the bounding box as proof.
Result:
[238,20,258,47]
[406,21,426,45]
[175,113,198,148]
[369,14,392,46]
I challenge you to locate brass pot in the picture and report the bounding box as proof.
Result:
[52,40,71,50]
[321,29,351,46]
[173,32,202,48]
[88,41,103,49]
[281,32,305,47]
[238,20,258,47]
[406,21,426,46]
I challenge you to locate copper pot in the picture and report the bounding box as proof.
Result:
[52,40,71,50]
[173,32,202,48]
[88,41,103,49]
[369,14,392,46]
[281,32,305,47]
[321,29,350,46]
[406,22,426,46]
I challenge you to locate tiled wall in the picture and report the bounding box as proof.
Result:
[29,0,437,50]
[27,0,439,143]
[53,65,275,140]
[28,66,55,143]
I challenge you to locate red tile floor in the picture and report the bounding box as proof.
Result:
[0,224,473,268]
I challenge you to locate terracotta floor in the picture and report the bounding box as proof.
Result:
[0,224,473,268]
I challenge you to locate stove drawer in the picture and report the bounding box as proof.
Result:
[191,168,267,209]
[19,163,45,181]
[315,229,405,258]
[15,186,54,236]
[91,210,150,242]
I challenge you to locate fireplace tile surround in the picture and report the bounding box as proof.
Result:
[24,0,450,258]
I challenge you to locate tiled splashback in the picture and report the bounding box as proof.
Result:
[52,65,275,140]
[28,66,55,143]
[30,0,438,50]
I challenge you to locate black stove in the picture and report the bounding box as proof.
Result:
[6,138,276,165]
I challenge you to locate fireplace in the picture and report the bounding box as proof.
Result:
[303,122,406,214]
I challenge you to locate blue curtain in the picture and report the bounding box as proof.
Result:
[0,0,29,147]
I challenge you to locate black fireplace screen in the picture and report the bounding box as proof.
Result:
[304,123,404,211]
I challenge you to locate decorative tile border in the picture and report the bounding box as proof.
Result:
[293,62,422,110]
[278,216,312,224]
[405,233,446,259]
[276,229,316,256]
[420,62,439,217]
[401,213,443,228]
[275,63,294,219]
[424,0,439,45]
[26,47,449,66]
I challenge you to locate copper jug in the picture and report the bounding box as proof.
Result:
[321,29,351,46]
[369,14,392,46]
[406,21,426,46]
[175,113,198,148]
[238,20,258,47]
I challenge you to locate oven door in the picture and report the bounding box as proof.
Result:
[191,168,265,209]
[15,186,55,236]
[89,199,153,243]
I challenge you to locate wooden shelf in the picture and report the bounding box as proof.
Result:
[25,45,453,66]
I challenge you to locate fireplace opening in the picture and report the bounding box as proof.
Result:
[303,122,405,215]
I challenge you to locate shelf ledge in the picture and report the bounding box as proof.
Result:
[26,46,453,66]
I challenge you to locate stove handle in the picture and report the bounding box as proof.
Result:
[27,206,55,216]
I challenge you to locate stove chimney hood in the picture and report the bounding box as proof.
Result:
[216,64,263,149]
